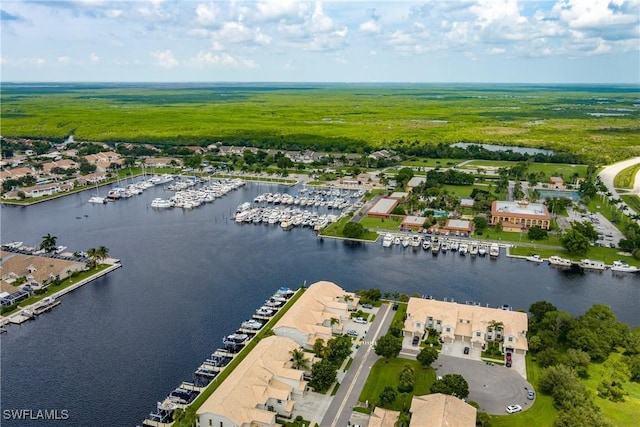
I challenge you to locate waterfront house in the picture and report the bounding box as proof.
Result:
[42,159,78,175]
[0,166,34,182]
[273,281,359,349]
[403,298,528,355]
[0,251,87,289]
[20,182,74,198]
[491,200,551,232]
[409,394,476,427]
[196,336,307,427]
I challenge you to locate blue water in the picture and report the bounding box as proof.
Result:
[451,142,554,156]
[1,181,638,426]
[537,190,582,201]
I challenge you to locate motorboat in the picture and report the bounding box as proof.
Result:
[450,241,459,251]
[469,243,479,256]
[241,319,264,330]
[526,254,544,263]
[478,245,487,256]
[150,198,173,208]
[459,243,468,255]
[489,243,500,257]
[255,306,274,316]
[410,235,421,249]
[394,236,401,246]
[88,196,107,204]
[402,237,410,248]
[548,256,572,267]
[382,234,394,248]
[422,240,431,250]
[611,260,639,273]
[441,241,449,253]
[431,239,441,255]
[579,259,606,271]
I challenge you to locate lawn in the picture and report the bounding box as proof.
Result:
[614,163,640,189]
[621,194,640,215]
[358,358,436,411]
[320,216,379,241]
[359,216,405,232]
[474,228,563,247]
[508,245,640,267]
[462,160,588,180]
[440,184,490,198]
[401,158,465,168]
[583,352,640,427]
[487,356,556,427]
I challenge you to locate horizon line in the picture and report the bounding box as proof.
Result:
[2,81,639,86]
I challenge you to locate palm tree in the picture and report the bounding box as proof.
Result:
[40,233,57,252]
[395,411,411,427]
[86,247,98,268]
[95,246,110,264]
[290,348,310,371]
[488,320,504,340]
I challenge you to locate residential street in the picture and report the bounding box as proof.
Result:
[321,304,394,427]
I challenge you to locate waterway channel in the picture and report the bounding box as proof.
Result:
[1,181,638,426]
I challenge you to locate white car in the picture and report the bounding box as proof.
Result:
[353,317,367,324]
[346,329,358,337]
[506,404,522,414]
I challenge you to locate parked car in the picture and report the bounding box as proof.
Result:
[361,303,373,309]
[412,336,420,346]
[463,346,470,354]
[347,329,358,337]
[392,303,399,311]
[506,360,512,368]
[353,317,367,324]
[506,351,512,361]
[527,390,535,400]
[506,404,522,414]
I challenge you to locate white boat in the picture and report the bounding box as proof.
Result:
[526,254,544,263]
[431,239,441,254]
[150,198,173,208]
[88,196,107,204]
[459,243,468,255]
[611,260,639,273]
[478,245,487,256]
[382,234,394,248]
[469,243,478,256]
[410,235,421,249]
[394,236,401,246]
[441,241,449,252]
[450,241,459,252]
[579,259,606,271]
[401,237,410,248]
[548,256,572,267]
[422,240,431,250]
[489,243,500,257]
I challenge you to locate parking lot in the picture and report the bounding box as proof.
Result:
[433,354,534,415]
[565,207,625,248]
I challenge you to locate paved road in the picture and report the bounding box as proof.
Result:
[321,304,394,427]
[598,157,640,219]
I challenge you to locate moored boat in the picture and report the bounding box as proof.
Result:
[489,243,500,257]
[548,255,572,267]
[526,254,544,263]
[611,260,639,273]
[579,259,606,271]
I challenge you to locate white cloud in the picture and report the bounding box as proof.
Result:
[359,20,381,34]
[57,56,71,65]
[191,51,257,68]
[151,49,179,68]
[255,0,307,22]
[487,47,506,55]
[90,52,100,63]
[195,3,218,26]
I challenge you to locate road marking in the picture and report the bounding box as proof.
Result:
[330,304,392,427]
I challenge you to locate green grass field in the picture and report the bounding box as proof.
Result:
[509,245,640,267]
[440,184,491,198]
[358,358,435,411]
[614,163,640,189]
[359,216,405,231]
[2,84,638,162]
[321,217,379,241]
[583,353,640,427]
[621,194,640,215]
[401,158,465,168]
[462,160,588,180]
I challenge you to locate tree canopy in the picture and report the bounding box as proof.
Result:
[430,374,469,398]
[374,334,402,360]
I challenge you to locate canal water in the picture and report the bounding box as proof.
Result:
[1,181,638,426]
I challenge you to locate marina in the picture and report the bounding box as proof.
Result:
[1,181,638,427]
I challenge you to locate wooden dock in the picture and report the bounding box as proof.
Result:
[33,300,61,315]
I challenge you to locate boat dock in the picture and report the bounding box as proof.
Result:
[8,309,35,324]
[33,300,62,315]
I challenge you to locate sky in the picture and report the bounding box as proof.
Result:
[1,0,639,83]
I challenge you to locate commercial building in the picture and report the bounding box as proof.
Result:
[367,198,399,218]
[490,200,551,232]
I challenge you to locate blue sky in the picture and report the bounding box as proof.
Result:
[1,0,639,83]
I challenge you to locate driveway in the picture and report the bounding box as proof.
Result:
[433,354,533,415]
